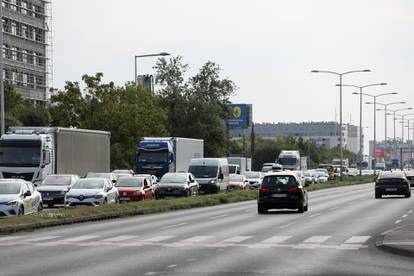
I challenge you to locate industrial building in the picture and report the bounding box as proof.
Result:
[1,0,52,104]
[230,122,362,154]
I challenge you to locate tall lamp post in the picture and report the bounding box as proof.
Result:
[0,2,4,135]
[311,69,371,180]
[365,92,398,175]
[374,102,406,143]
[134,52,170,87]
[336,83,387,176]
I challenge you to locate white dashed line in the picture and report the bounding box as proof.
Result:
[209,214,229,220]
[302,236,331,244]
[395,220,402,224]
[141,236,175,242]
[402,214,408,218]
[344,236,371,244]
[261,236,292,244]
[167,264,177,268]
[182,236,213,243]
[309,213,321,218]
[222,236,253,243]
[160,223,188,230]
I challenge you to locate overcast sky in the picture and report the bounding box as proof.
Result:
[52,0,414,149]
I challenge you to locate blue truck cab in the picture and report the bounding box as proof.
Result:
[135,139,174,178]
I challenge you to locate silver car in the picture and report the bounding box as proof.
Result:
[0,179,43,217]
[65,178,118,207]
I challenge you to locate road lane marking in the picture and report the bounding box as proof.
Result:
[408,210,413,214]
[60,235,100,242]
[279,222,295,229]
[145,272,156,275]
[309,213,321,218]
[100,235,137,242]
[222,236,253,243]
[209,214,229,220]
[0,236,26,242]
[181,236,213,243]
[160,223,188,230]
[261,236,292,244]
[344,236,371,244]
[23,236,61,242]
[141,236,175,242]
[395,220,402,224]
[167,264,177,268]
[402,214,408,218]
[302,236,331,244]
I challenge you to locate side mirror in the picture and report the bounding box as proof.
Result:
[219,173,224,180]
[106,187,112,192]
[23,191,31,197]
[112,179,117,184]
[190,179,195,183]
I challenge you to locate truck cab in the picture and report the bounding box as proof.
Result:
[277,150,300,171]
[0,130,52,185]
[135,140,173,178]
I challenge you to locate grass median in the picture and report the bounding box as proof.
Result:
[0,175,375,233]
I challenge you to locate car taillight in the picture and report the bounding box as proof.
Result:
[259,188,269,193]
[288,187,301,193]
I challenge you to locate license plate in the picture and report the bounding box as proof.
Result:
[120,197,130,201]
[43,197,53,201]
[386,188,397,192]
[272,194,287,198]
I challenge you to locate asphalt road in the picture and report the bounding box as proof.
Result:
[1,183,413,276]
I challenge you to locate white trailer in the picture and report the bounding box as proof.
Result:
[227,157,252,174]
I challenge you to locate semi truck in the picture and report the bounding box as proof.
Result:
[0,127,111,184]
[135,137,203,178]
[226,157,251,174]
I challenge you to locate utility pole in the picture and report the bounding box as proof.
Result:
[0,3,5,135]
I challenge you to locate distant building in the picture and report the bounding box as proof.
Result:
[230,122,362,154]
[369,140,413,166]
[1,0,52,104]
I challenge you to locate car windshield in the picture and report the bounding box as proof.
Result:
[0,140,41,167]
[230,175,244,182]
[41,175,71,186]
[244,172,260,179]
[278,157,297,166]
[228,165,238,174]
[262,175,297,187]
[116,178,143,187]
[159,173,187,184]
[0,182,21,194]
[72,179,105,189]
[188,166,218,178]
[138,152,168,163]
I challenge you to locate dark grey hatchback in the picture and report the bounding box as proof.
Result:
[375,171,411,198]
[257,172,308,214]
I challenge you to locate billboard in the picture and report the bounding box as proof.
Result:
[226,104,252,129]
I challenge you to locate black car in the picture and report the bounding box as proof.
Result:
[375,171,411,198]
[37,174,79,207]
[155,172,199,199]
[257,172,309,214]
[405,171,414,187]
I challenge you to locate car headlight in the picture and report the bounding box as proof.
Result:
[6,201,18,206]
[94,194,103,199]
[65,194,75,199]
[209,180,216,184]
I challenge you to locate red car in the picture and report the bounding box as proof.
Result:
[115,176,154,202]
[228,174,250,190]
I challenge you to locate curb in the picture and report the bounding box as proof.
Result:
[375,226,414,258]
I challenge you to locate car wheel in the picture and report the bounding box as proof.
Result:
[405,192,411,198]
[37,202,43,212]
[297,202,305,213]
[304,201,308,212]
[103,198,107,205]
[258,204,267,214]
[18,206,24,216]
[375,192,382,199]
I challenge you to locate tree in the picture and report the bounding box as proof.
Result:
[154,57,236,157]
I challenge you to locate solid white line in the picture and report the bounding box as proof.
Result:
[209,214,229,220]
[0,236,26,241]
[222,236,253,243]
[181,236,213,243]
[344,236,371,244]
[167,264,177,268]
[100,235,137,242]
[160,223,188,230]
[395,220,402,224]
[261,236,292,244]
[302,236,331,244]
[309,213,321,218]
[61,235,100,242]
[24,236,61,242]
[279,222,295,229]
[141,236,175,242]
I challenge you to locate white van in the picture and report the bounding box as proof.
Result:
[188,158,229,194]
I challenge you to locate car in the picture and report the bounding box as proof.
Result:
[243,171,264,189]
[228,174,250,190]
[134,174,158,186]
[257,171,309,214]
[112,169,134,175]
[86,172,118,185]
[375,171,411,198]
[36,174,79,207]
[65,178,118,207]
[0,179,43,217]
[261,163,276,173]
[315,171,328,183]
[302,171,314,185]
[115,176,154,202]
[405,171,414,187]
[155,172,199,199]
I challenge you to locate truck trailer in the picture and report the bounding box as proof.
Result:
[0,127,111,184]
[135,137,203,178]
[226,157,251,174]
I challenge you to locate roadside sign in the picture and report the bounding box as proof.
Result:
[226,104,252,129]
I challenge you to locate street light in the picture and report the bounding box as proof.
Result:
[311,69,371,180]
[336,83,387,176]
[388,107,414,143]
[134,52,171,87]
[374,101,406,143]
[364,92,398,175]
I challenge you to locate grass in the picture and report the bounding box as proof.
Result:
[0,175,375,232]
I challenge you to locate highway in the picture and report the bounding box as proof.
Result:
[1,183,413,276]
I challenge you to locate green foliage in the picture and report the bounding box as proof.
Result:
[154,56,236,157]
[50,73,169,169]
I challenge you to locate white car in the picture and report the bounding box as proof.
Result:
[65,178,118,207]
[0,179,43,217]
